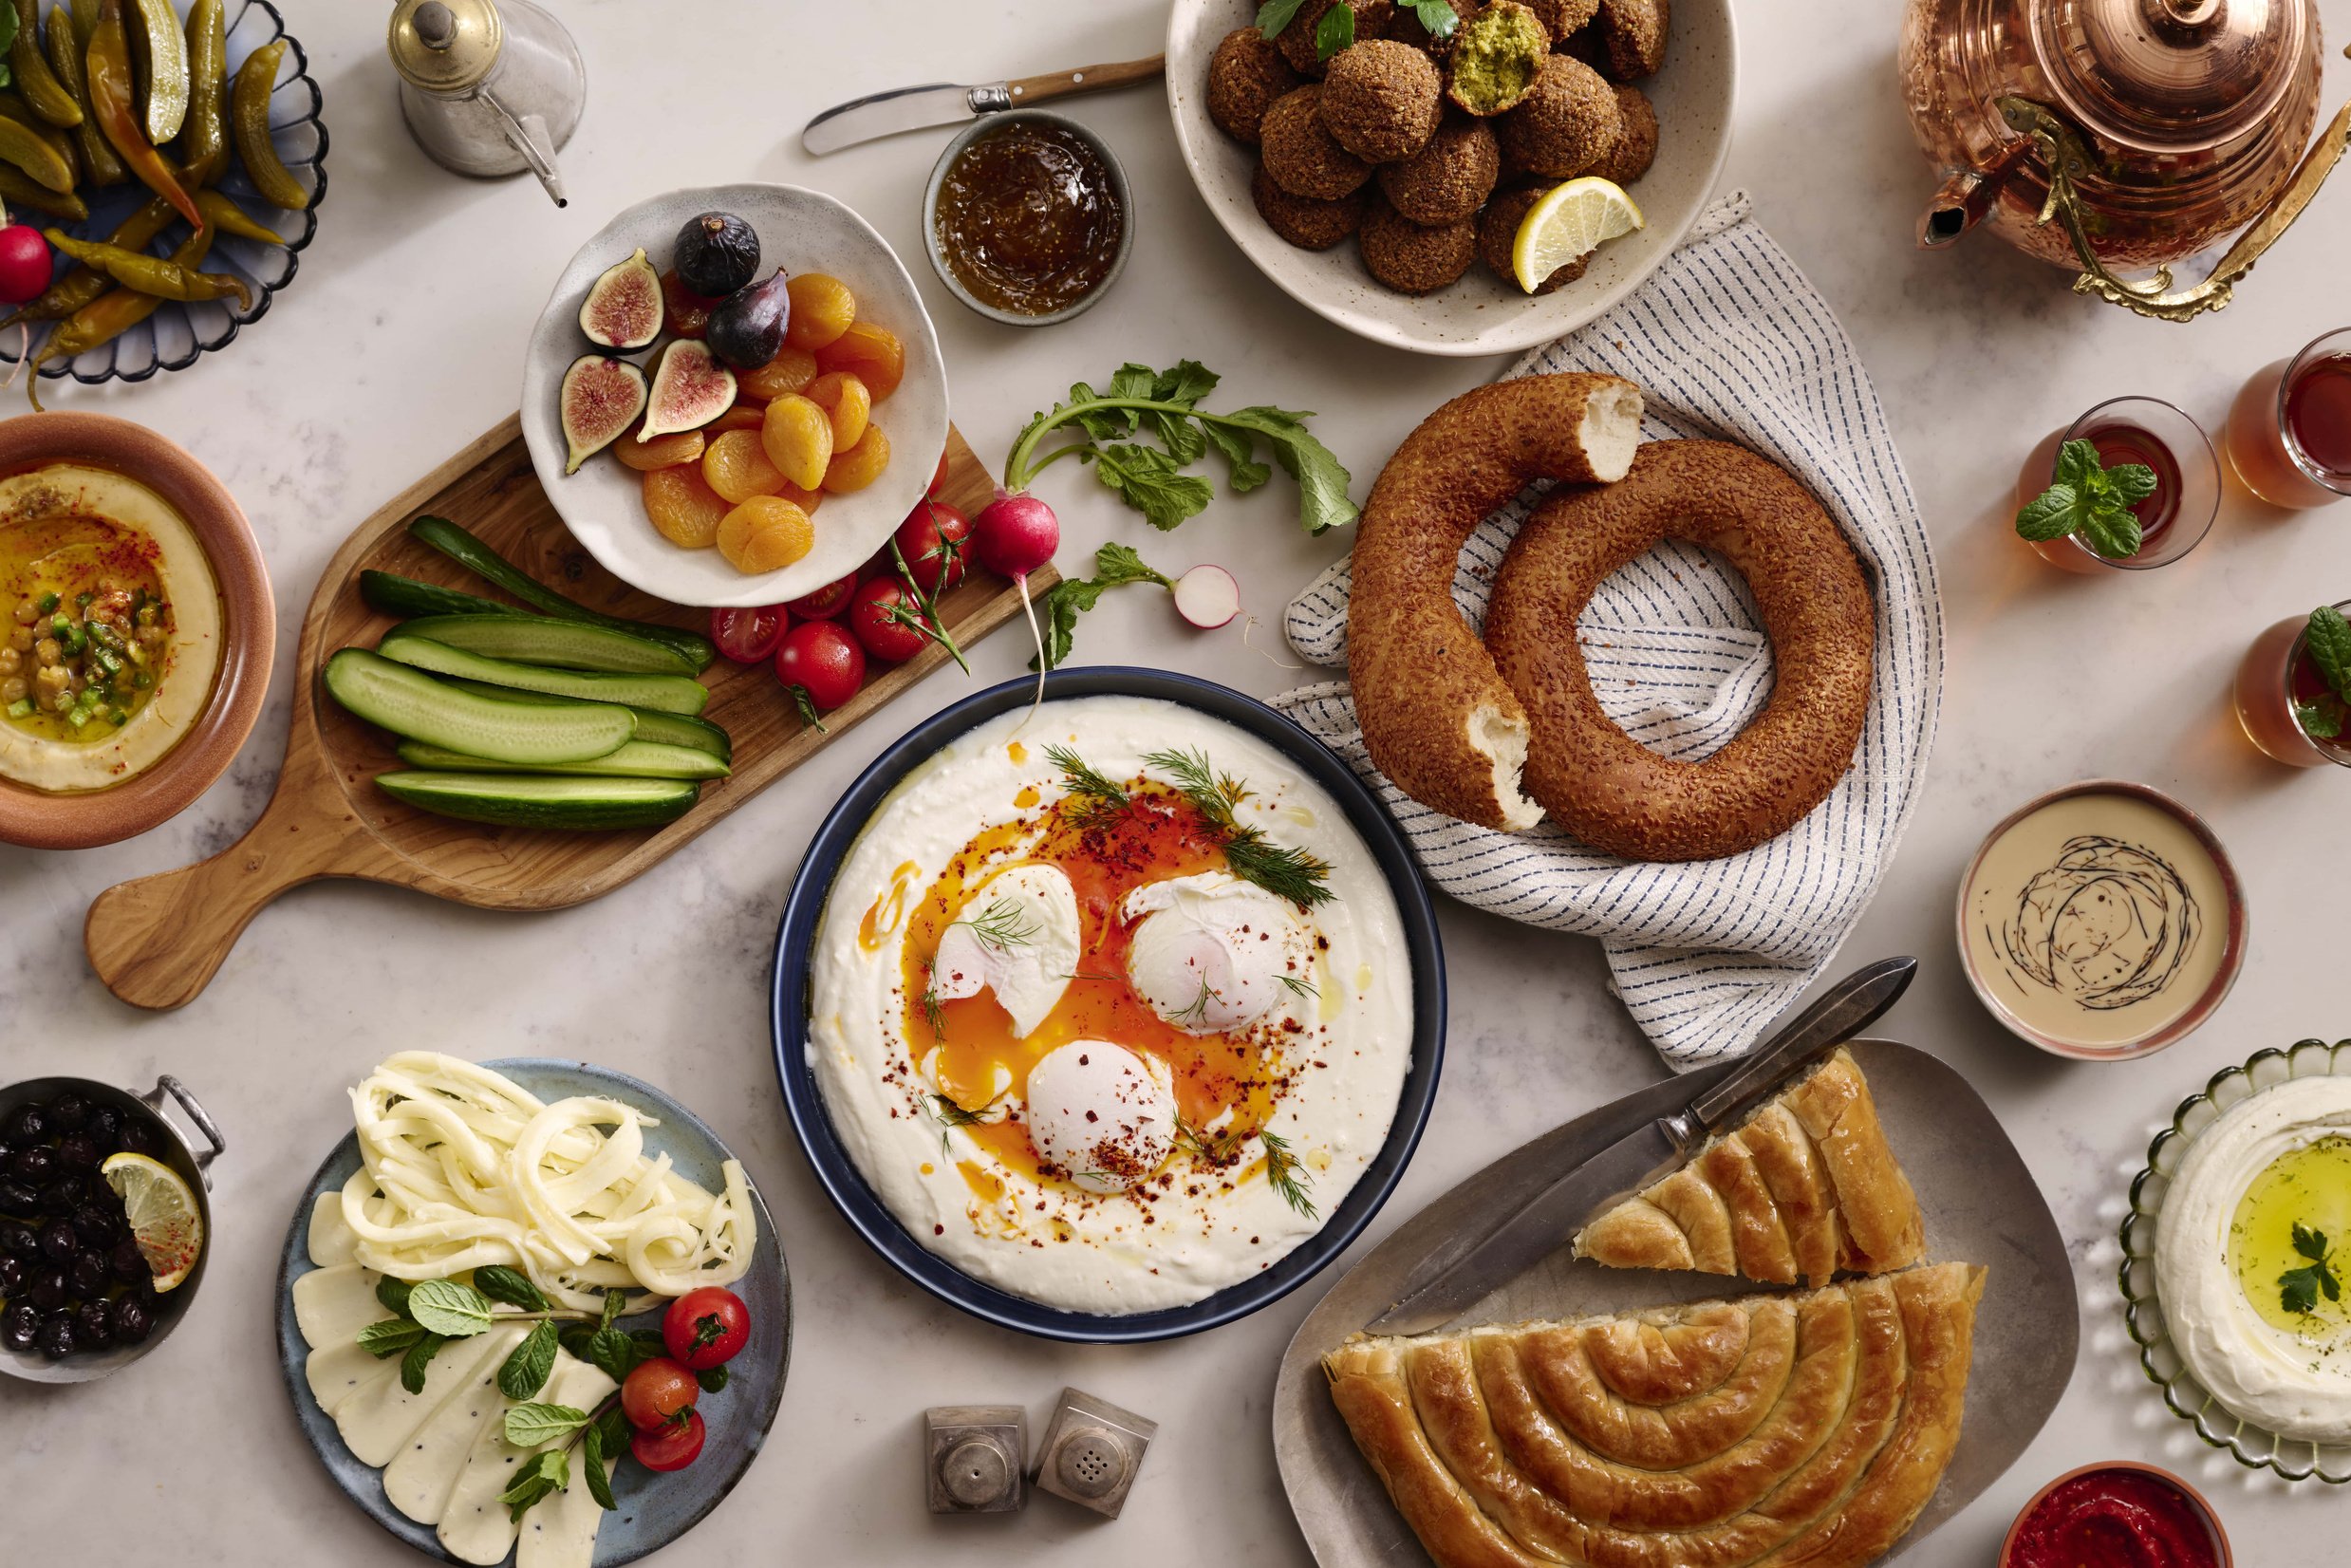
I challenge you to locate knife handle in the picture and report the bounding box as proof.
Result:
[1678,957,1918,1140]
[1004,55,1167,106]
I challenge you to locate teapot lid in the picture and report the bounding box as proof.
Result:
[389,0,504,96]
[2032,0,2307,153]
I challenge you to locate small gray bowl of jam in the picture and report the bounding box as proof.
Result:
[924,110,1131,327]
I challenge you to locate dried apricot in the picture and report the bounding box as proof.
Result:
[717,496,815,573]
[642,465,730,549]
[702,428,788,503]
[739,346,818,401]
[814,321,904,401]
[613,428,704,472]
[784,273,857,351]
[710,403,767,432]
[823,424,892,494]
[776,480,824,514]
[804,371,871,451]
[761,394,834,491]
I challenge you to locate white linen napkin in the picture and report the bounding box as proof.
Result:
[1275,194,1944,1070]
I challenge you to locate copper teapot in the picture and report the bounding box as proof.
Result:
[1898,0,2351,320]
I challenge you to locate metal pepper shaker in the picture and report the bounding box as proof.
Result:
[387,0,584,208]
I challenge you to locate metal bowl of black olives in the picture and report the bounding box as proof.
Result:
[0,1074,223,1384]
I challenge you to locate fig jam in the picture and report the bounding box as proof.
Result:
[934,120,1124,319]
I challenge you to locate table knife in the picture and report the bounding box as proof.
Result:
[802,55,1167,156]
[1363,955,1918,1337]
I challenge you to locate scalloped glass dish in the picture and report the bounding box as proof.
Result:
[2121,1036,2351,1483]
[0,0,325,394]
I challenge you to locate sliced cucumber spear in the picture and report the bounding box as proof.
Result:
[323,649,636,765]
[407,514,718,673]
[392,614,696,676]
[444,679,732,763]
[375,772,700,831]
[377,633,710,716]
[359,570,512,621]
[396,738,730,781]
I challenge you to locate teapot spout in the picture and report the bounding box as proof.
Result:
[484,90,568,208]
[1917,140,2034,249]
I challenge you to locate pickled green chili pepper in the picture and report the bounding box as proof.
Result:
[0,88,80,183]
[0,99,74,190]
[175,0,224,187]
[192,187,279,245]
[28,221,213,409]
[42,228,251,308]
[49,3,124,185]
[2,195,165,327]
[0,159,84,218]
[231,39,305,211]
[10,0,83,127]
[86,0,201,229]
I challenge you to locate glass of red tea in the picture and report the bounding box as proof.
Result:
[2232,597,2351,767]
[2014,396,2220,573]
[2225,327,2351,508]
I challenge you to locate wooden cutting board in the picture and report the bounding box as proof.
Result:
[84,414,1054,1011]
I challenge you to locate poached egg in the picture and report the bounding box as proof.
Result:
[1023,1040,1177,1194]
[929,864,1079,1037]
[1123,872,1304,1036]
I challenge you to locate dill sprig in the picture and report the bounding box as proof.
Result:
[924,1089,1005,1154]
[1276,972,1317,1001]
[1141,746,1333,908]
[1260,1129,1317,1219]
[1047,744,1132,826]
[917,969,947,1040]
[952,896,1037,951]
[1169,975,1217,1028]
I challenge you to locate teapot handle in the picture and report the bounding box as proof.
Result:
[2006,48,2351,323]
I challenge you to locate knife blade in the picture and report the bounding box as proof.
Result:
[1363,956,1917,1337]
[802,55,1167,156]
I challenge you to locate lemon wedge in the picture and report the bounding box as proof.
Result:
[1511,177,1645,293]
[101,1151,204,1293]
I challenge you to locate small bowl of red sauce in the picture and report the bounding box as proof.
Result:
[924,110,1131,327]
[2001,1462,2230,1568]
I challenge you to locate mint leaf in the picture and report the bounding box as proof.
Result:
[406,1279,496,1337]
[497,1320,561,1401]
[600,1288,626,1330]
[2079,501,2143,560]
[582,1424,618,1511]
[2306,606,2351,701]
[1091,443,1215,531]
[2295,1222,2330,1262]
[374,1276,414,1317]
[2295,699,2344,740]
[2014,485,2083,541]
[1255,0,1310,38]
[1315,1,1355,58]
[400,1332,447,1394]
[357,1317,427,1358]
[2105,463,2159,505]
[500,1448,569,1522]
[474,1265,550,1313]
[582,1323,657,1384]
[696,1363,730,1394]
[2054,439,2101,492]
[503,1401,592,1447]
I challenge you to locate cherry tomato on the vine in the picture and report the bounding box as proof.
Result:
[710,604,788,663]
[786,572,858,621]
[893,499,970,596]
[847,576,935,664]
[621,1356,700,1431]
[631,1409,706,1472]
[774,620,865,712]
[662,1286,751,1371]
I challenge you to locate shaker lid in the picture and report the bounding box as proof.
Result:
[389,0,504,96]
[2032,0,2307,153]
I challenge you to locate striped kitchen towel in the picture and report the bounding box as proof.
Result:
[1275,193,1944,1071]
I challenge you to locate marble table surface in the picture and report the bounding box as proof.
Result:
[6,0,2349,1560]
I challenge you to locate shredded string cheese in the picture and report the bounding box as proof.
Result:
[341,1054,756,1310]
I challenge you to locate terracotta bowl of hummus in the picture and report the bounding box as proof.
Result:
[0,413,272,850]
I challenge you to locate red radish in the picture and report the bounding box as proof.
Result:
[787,573,858,620]
[710,603,788,663]
[971,490,1060,718]
[1172,565,1241,629]
[0,223,50,306]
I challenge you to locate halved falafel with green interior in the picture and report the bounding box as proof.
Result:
[1276,0,1397,78]
[1252,161,1367,250]
[1495,54,1622,177]
[1260,84,1374,199]
[1524,0,1601,39]
[1586,84,1659,185]
[1594,0,1669,80]
[1375,116,1500,225]
[1477,184,1590,293]
[1320,40,1445,163]
[1358,195,1479,293]
[1208,27,1304,144]
[1444,2,1551,115]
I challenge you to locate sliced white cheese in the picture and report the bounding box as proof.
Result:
[438,1355,616,1567]
[306,1337,398,1417]
[518,1446,616,1568]
[308,1191,360,1267]
[292,1262,386,1352]
[383,1346,514,1526]
[336,1324,524,1470]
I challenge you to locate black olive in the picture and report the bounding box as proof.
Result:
[67,1251,107,1297]
[38,1177,84,1216]
[36,1311,73,1358]
[111,1117,152,1155]
[0,1178,38,1216]
[9,1145,55,1184]
[108,1237,146,1284]
[89,1107,126,1148]
[111,1294,154,1344]
[37,1220,77,1263]
[0,1254,22,1294]
[0,1221,36,1258]
[71,1204,120,1250]
[1,1104,45,1146]
[72,1297,110,1348]
[0,1139,13,1167]
[55,1131,98,1172]
[47,1092,89,1132]
[0,1300,36,1351]
[27,1267,65,1311]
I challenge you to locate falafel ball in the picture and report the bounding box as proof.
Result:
[1252,161,1367,250]
[1477,184,1590,294]
[1375,116,1500,224]
[1277,0,1396,77]
[1444,1,1551,115]
[1358,195,1478,293]
[1494,54,1622,177]
[1261,85,1374,199]
[1389,5,1457,54]
[1320,40,1444,163]
[1586,84,1658,185]
[1524,0,1601,39]
[1207,28,1303,144]
[1595,0,1669,79]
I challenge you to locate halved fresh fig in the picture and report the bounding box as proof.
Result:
[579,247,662,349]
[639,339,737,440]
[561,355,649,474]
[706,271,792,369]
[674,211,760,299]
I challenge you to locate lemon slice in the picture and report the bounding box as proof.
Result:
[1512,177,1645,293]
[101,1151,204,1292]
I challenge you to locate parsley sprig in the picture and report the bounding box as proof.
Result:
[2293,604,2351,742]
[2015,439,2159,559]
[1144,745,1334,907]
[1003,360,1355,536]
[2282,1222,2342,1316]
